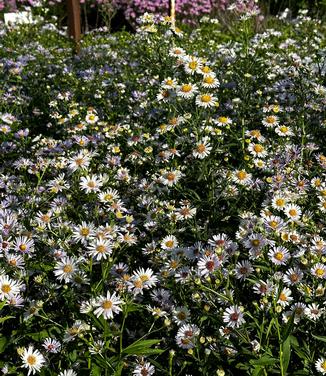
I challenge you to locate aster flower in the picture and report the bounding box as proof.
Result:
[20,346,45,375]
[175,324,200,349]
[93,291,123,320]
[223,306,246,328]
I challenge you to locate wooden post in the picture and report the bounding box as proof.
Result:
[169,0,176,28]
[67,0,81,53]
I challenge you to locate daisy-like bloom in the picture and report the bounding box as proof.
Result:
[177,83,198,99]
[247,143,268,158]
[175,205,197,221]
[169,47,186,58]
[245,129,265,142]
[157,89,175,102]
[284,204,302,221]
[42,338,61,353]
[315,358,326,374]
[318,199,326,213]
[161,170,183,187]
[7,294,24,308]
[201,74,220,89]
[283,267,303,286]
[262,115,279,128]
[53,256,79,283]
[68,152,91,172]
[72,221,95,244]
[271,194,288,210]
[118,232,138,245]
[175,324,200,349]
[268,246,290,265]
[197,254,220,276]
[275,125,294,137]
[87,238,113,261]
[208,233,231,250]
[244,233,266,251]
[58,370,77,376]
[88,339,105,355]
[305,303,324,321]
[0,274,23,300]
[13,236,35,254]
[131,268,158,289]
[35,211,52,228]
[6,254,25,269]
[234,260,253,280]
[85,111,99,124]
[232,169,252,185]
[253,280,274,296]
[98,188,120,204]
[133,362,155,376]
[263,215,285,232]
[93,291,123,320]
[223,305,246,328]
[192,137,212,159]
[311,263,326,279]
[172,306,190,325]
[276,287,293,307]
[161,77,178,90]
[111,262,129,278]
[214,116,232,127]
[20,346,46,375]
[195,93,218,108]
[80,175,103,194]
[183,56,203,75]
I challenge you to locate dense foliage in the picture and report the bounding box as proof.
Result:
[0,7,326,376]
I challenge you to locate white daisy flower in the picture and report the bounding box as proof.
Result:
[42,338,61,353]
[195,93,218,108]
[53,256,79,283]
[93,291,123,320]
[284,204,302,221]
[192,137,212,159]
[161,235,178,250]
[311,263,326,279]
[175,324,200,349]
[0,274,23,300]
[315,357,326,374]
[87,238,113,261]
[177,83,198,99]
[21,346,46,375]
[58,370,78,376]
[133,362,155,376]
[268,246,290,265]
[80,175,103,194]
[223,305,246,328]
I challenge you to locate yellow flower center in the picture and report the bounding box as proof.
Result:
[253,144,264,153]
[27,355,37,366]
[288,209,297,217]
[279,126,288,133]
[63,264,73,273]
[96,245,106,253]
[321,360,326,370]
[251,239,260,247]
[80,228,90,236]
[275,198,285,207]
[197,144,206,153]
[165,240,174,248]
[279,293,287,301]
[181,84,192,93]
[19,244,27,251]
[200,94,212,103]
[237,171,247,180]
[218,116,228,123]
[102,300,113,309]
[275,252,284,261]
[315,268,325,277]
[1,284,11,293]
[166,173,176,182]
[266,116,276,124]
[204,76,215,84]
[140,275,149,282]
[188,61,198,70]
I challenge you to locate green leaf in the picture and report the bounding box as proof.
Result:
[250,355,277,366]
[282,312,295,342]
[91,364,102,376]
[282,336,291,374]
[312,334,326,343]
[251,366,264,376]
[122,339,162,355]
[0,336,8,353]
[0,301,7,310]
[0,316,15,324]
